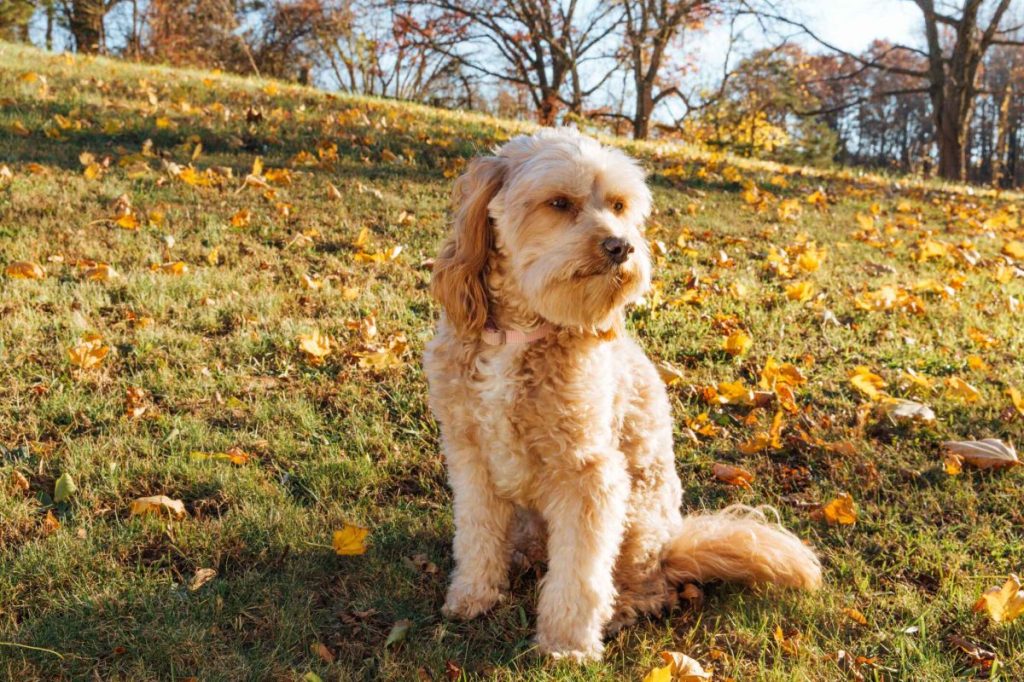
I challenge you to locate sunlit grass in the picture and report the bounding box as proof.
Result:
[1,41,1022,680]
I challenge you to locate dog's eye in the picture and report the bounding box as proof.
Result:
[549,197,571,211]
[612,200,625,213]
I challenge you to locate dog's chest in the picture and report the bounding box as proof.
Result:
[471,346,537,500]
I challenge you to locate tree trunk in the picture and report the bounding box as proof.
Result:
[70,0,105,54]
[632,86,653,139]
[993,83,1013,188]
[538,90,559,126]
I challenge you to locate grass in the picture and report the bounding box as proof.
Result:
[1,40,1023,681]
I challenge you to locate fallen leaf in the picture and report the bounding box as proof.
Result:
[332,523,369,555]
[10,470,30,493]
[973,575,1024,623]
[54,472,77,503]
[385,619,411,647]
[643,651,711,682]
[774,625,801,656]
[843,607,868,626]
[945,377,981,403]
[1007,387,1024,417]
[297,330,332,365]
[42,510,60,534]
[311,641,335,664]
[68,334,110,370]
[722,330,752,356]
[948,635,997,670]
[785,281,815,302]
[657,361,685,386]
[5,260,46,279]
[879,398,935,423]
[942,439,1019,469]
[822,493,857,525]
[849,366,886,401]
[188,567,217,591]
[130,495,187,519]
[712,463,754,488]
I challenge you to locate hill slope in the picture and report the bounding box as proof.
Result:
[1,41,1023,680]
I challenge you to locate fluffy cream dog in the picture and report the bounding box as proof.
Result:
[423,128,822,661]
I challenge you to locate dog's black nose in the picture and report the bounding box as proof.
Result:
[601,237,634,264]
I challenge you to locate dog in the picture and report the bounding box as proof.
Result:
[423,127,822,661]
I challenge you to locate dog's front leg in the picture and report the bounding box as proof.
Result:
[535,451,629,661]
[441,436,514,620]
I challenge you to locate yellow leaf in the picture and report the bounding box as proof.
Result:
[843,607,868,626]
[177,166,212,187]
[643,651,710,682]
[945,377,981,403]
[68,334,110,370]
[332,523,369,555]
[966,355,989,372]
[83,162,102,180]
[1002,241,1024,260]
[738,433,772,454]
[722,330,752,357]
[115,213,139,230]
[822,492,857,525]
[785,281,814,302]
[1008,387,1024,417]
[943,452,963,476]
[230,209,252,228]
[191,448,251,465]
[774,625,801,655]
[297,330,332,365]
[153,261,188,276]
[712,463,754,488]
[130,495,187,519]
[849,366,886,401]
[5,260,45,279]
[968,327,998,349]
[716,380,754,405]
[82,263,117,281]
[354,334,408,372]
[11,119,30,136]
[974,575,1024,623]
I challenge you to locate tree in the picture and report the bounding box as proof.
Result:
[407,0,620,125]
[757,0,1024,181]
[0,0,36,41]
[59,0,123,53]
[611,0,719,139]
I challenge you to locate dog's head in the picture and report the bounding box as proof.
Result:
[432,128,652,334]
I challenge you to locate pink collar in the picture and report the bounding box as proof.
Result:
[481,321,553,346]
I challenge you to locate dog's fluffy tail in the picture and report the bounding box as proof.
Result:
[661,505,822,590]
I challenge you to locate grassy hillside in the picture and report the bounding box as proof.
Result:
[1,41,1023,681]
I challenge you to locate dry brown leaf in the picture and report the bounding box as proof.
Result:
[942,439,1020,469]
[130,495,187,519]
[189,567,217,591]
[68,334,110,370]
[712,462,755,488]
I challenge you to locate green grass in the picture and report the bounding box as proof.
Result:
[1,41,1023,680]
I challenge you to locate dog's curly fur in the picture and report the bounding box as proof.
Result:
[423,128,822,661]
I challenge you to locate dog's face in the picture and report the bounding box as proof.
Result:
[433,129,652,334]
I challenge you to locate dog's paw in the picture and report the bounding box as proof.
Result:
[535,635,604,663]
[441,581,504,620]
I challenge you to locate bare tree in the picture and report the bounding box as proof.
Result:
[755,0,1024,181]
[612,0,718,139]
[407,0,621,125]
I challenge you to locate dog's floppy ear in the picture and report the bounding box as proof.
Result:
[432,155,505,335]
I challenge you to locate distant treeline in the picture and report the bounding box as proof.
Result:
[4,1,1024,186]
